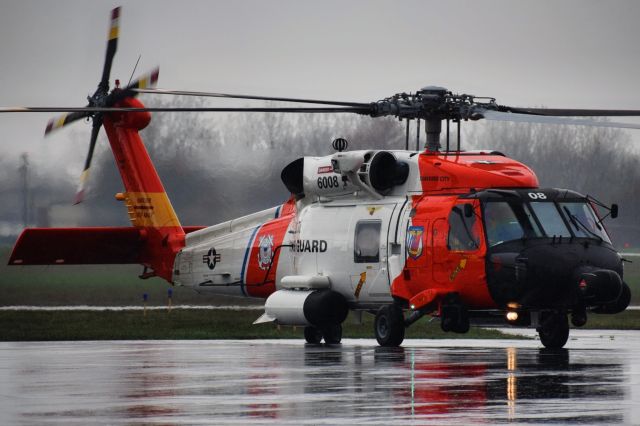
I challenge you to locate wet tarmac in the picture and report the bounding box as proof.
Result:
[1,330,639,425]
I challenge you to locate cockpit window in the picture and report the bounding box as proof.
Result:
[448,204,480,251]
[559,202,611,243]
[529,202,571,238]
[483,202,527,246]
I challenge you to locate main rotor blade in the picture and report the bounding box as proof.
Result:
[133,88,371,108]
[44,110,91,135]
[99,7,120,89]
[497,106,640,117]
[74,116,103,205]
[107,67,160,104]
[1,106,371,114]
[122,67,159,92]
[481,110,640,130]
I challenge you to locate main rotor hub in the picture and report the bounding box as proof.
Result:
[418,85,448,96]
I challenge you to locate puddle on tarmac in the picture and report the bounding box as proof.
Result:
[0,332,639,425]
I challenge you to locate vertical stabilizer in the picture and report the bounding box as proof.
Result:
[102,96,184,281]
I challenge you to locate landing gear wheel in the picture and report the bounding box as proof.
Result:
[374,304,405,347]
[538,312,570,349]
[322,324,342,344]
[304,326,323,344]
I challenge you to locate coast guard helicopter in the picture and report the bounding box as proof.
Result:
[3,7,636,348]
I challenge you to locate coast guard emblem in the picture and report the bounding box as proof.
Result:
[406,226,424,260]
[258,234,275,270]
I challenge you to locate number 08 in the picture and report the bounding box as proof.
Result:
[528,192,547,200]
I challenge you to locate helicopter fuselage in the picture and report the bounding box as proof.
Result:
[171,149,629,334]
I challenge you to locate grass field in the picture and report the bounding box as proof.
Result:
[0,309,513,341]
[0,247,253,307]
[0,309,637,342]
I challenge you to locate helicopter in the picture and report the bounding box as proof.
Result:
[3,7,636,349]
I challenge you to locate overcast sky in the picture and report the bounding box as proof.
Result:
[2,0,640,170]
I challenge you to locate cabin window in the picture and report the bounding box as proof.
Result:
[447,204,480,251]
[354,220,381,263]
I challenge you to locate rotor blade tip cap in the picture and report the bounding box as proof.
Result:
[140,68,160,89]
[109,7,121,40]
[44,114,67,136]
[151,68,160,86]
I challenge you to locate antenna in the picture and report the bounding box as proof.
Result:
[127,54,142,87]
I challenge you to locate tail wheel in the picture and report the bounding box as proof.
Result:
[538,312,570,349]
[304,326,323,344]
[374,304,405,347]
[322,324,342,344]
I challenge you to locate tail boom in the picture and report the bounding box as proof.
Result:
[99,97,184,281]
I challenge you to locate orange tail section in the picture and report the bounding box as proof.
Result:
[101,96,184,281]
[8,97,189,283]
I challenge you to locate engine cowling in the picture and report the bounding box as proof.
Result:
[357,151,409,195]
[280,151,409,199]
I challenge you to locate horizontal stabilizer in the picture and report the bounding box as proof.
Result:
[8,226,205,266]
[8,227,145,265]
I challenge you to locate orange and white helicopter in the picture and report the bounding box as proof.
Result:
[3,7,637,348]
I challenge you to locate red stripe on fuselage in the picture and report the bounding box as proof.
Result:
[244,210,295,298]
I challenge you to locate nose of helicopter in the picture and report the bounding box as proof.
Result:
[486,240,630,313]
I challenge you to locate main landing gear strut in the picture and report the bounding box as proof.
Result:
[304,324,343,344]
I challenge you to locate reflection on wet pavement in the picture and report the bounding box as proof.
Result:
[0,331,638,425]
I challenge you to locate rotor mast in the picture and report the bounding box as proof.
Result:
[421,86,447,152]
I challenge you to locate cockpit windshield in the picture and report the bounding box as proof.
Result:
[482,198,611,246]
[560,202,611,242]
[528,202,571,238]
